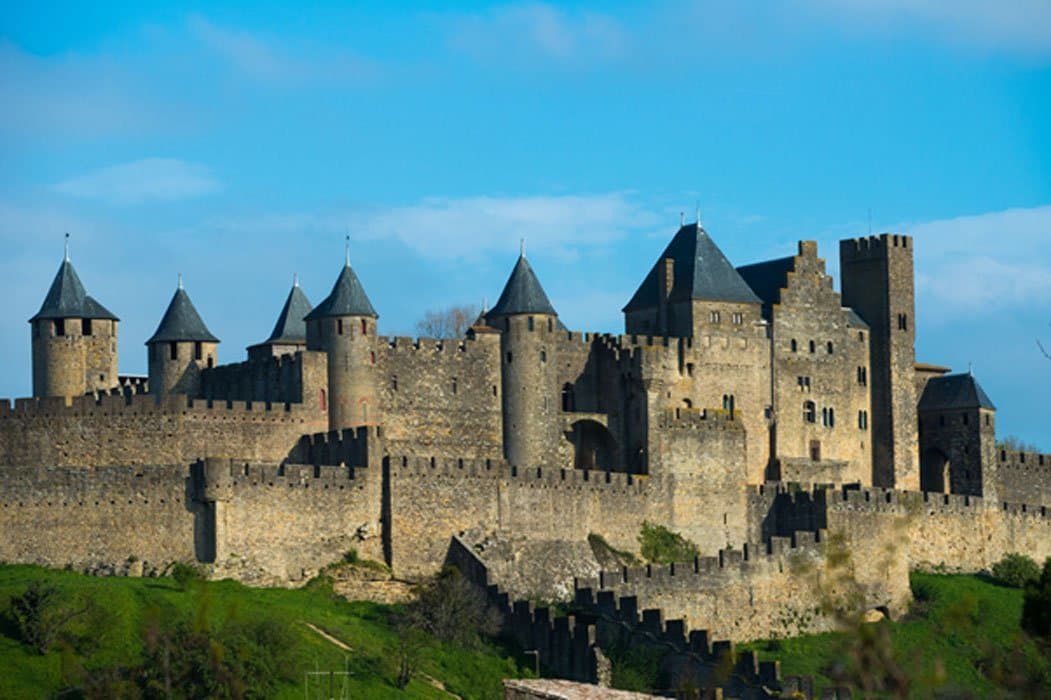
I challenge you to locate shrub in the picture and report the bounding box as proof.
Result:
[405,566,501,648]
[991,553,1040,588]
[8,581,88,654]
[1022,558,1051,640]
[170,562,202,591]
[638,521,699,564]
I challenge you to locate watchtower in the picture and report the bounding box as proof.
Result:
[839,234,918,490]
[305,254,378,431]
[146,279,219,398]
[486,248,560,469]
[29,246,119,399]
[917,373,997,499]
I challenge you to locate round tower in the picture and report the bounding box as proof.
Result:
[486,249,560,469]
[30,242,119,399]
[146,278,219,398]
[305,252,379,430]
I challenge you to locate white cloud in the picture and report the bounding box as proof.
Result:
[211,192,662,262]
[446,3,627,66]
[905,206,1051,318]
[52,159,222,205]
[799,0,1051,56]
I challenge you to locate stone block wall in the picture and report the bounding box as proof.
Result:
[994,451,1051,507]
[201,350,328,411]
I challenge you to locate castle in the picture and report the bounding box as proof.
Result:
[3,222,1050,667]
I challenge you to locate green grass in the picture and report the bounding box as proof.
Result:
[0,564,530,699]
[741,572,1051,698]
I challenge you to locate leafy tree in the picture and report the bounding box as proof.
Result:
[638,521,700,564]
[1022,558,1051,641]
[8,581,88,654]
[991,553,1040,588]
[415,305,480,339]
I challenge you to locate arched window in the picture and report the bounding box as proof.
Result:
[803,401,816,423]
[540,350,547,362]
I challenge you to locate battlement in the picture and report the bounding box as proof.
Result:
[390,455,648,492]
[382,335,489,354]
[0,391,316,421]
[196,456,368,502]
[285,425,379,467]
[657,407,743,430]
[839,233,913,262]
[999,450,1051,470]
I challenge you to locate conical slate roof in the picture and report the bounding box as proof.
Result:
[624,223,761,312]
[146,287,219,344]
[259,282,313,345]
[30,259,118,322]
[304,264,377,320]
[919,373,996,412]
[486,255,558,317]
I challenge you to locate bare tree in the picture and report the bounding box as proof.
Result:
[415,305,480,339]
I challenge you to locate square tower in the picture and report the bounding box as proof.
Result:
[839,234,919,490]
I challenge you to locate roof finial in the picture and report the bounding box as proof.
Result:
[696,204,702,227]
[177,272,184,290]
[64,233,70,262]
[680,212,685,227]
[520,238,525,258]
[293,272,299,287]
[482,295,488,314]
[345,234,351,266]
[968,361,973,376]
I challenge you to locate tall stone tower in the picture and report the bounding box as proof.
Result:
[486,250,560,469]
[839,234,919,490]
[917,373,997,499]
[305,256,378,431]
[30,247,119,399]
[146,280,219,398]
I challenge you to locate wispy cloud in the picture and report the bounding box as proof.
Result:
[211,192,662,261]
[445,3,628,66]
[52,159,222,205]
[906,205,1051,319]
[186,15,379,84]
[800,0,1051,57]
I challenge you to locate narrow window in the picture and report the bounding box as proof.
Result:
[710,310,721,324]
[985,414,990,426]
[492,385,498,397]
[857,367,867,385]
[810,440,821,461]
[858,331,865,342]
[207,356,214,368]
[452,378,458,395]
[803,401,816,423]
[827,341,833,354]
[790,339,797,352]
[391,375,398,391]
[722,394,735,417]
[809,340,816,354]
[169,342,178,360]
[898,314,908,331]
[548,318,553,332]
[539,350,547,362]
[370,351,376,364]
[361,319,367,335]
[859,410,868,429]
[686,363,694,377]
[55,319,66,337]
[319,389,327,411]
[822,407,829,426]
[194,342,202,360]
[528,316,535,331]
[83,319,93,336]
[337,319,344,335]
[829,408,835,427]
[506,352,513,364]
[732,312,743,325]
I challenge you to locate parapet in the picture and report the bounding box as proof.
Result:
[656,407,744,431]
[195,456,366,503]
[0,391,318,422]
[839,233,913,262]
[999,450,1051,470]
[390,455,648,493]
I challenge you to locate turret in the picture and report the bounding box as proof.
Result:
[486,247,560,468]
[917,372,997,499]
[29,242,119,399]
[305,253,378,430]
[247,275,313,360]
[146,278,219,398]
[840,234,918,490]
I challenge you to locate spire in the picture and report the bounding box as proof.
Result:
[623,221,760,312]
[304,258,378,320]
[487,254,558,317]
[147,284,219,344]
[258,280,313,345]
[30,251,118,323]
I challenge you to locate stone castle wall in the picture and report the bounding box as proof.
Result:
[0,393,327,467]
[201,350,328,411]
[995,451,1051,507]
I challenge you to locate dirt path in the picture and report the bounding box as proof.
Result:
[299,621,462,699]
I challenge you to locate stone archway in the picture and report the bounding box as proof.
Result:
[567,419,617,471]
[921,447,950,493]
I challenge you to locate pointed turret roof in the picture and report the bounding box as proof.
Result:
[30,259,118,322]
[919,373,996,412]
[486,254,558,317]
[623,223,761,312]
[304,263,377,320]
[147,286,219,344]
[258,281,313,345]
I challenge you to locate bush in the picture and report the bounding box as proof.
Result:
[991,553,1040,588]
[1022,558,1051,640]
[638,521,699,564]
[170,562,202,591]
[8,581,88,654]
[405,566,501,648]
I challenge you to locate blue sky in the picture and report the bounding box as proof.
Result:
[2,1,1049,448]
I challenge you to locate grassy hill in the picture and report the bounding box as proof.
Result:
[741,571,1050,698]
[0,564,530,699]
